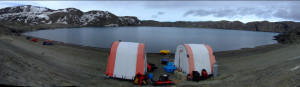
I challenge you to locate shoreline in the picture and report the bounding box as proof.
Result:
[0,35,299,86]
[22,35,109,52]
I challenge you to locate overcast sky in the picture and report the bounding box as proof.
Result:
[0,1,299,23]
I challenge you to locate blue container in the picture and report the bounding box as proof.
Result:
[162,59,168,61]
[148,73,153,79]
[164,66,167,70]
[167,69,171,73]
[165,66,176,73]
[167,62,174,66]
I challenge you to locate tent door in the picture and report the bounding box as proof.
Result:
[179,50,185,69]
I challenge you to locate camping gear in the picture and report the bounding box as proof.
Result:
[175,69,187,80]
[151,74,175,86]
[164,62,176,73]
[147,63,157,72]
[160,50,170,55]
[201,69,209,80]
[49,40,53,45]
[105,41,147,80]
[43,41,49,45]
[213,62,218,77]
[174,44,217,78]
[189,70,210,82]
[133,73,148,85]
[148,73,153,80]
[175,69,181,79]
[32,38,37,42]
[192,71,201,82]
[161,59,169,64]
[43,40,53,45]
[26,36,31,40]
[159,74,169,81]
[134,77,139,84]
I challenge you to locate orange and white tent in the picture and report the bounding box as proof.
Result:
[105,41,147,80]
[174,44,216,76]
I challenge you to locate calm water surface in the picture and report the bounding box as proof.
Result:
[23,27,279,53]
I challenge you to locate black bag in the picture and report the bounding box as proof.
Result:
[148,63,157,72]
[192,71,201,82]
[159,74,169,81]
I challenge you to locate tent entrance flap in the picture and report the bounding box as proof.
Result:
[113,42,139,80]
[190,44,211,74]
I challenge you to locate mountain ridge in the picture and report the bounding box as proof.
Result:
[139,20,300,33]
[0,5,140,33]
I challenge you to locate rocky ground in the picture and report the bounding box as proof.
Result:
[275,27,300,44]
[0,35,299,87]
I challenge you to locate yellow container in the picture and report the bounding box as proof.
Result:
[160,50,170,55]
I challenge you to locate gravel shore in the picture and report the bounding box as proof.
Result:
[0,35,299,87]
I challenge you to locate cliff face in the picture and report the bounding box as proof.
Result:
[0,5,140,33]
[140,20,300,33]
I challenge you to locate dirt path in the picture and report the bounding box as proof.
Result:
[0,35,299,87]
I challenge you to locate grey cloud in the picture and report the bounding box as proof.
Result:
[183,9,238,18]
[237,8,273,18]
[158,12,164,15]
[144,1,198,8]
[183,6,300,21]
[144,1,272,9]
[273,6,300,21]
[151,11,164,18]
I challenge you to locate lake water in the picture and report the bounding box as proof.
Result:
[23,27,279,53]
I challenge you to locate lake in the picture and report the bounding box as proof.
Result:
[23,27,279,53]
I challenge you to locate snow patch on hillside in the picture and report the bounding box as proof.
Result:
[119,17,137,24]
[80,11,111,25]
[56,16,68,24]
[104,24,119,27]
[37,14,49,20]
[0,6,69,24]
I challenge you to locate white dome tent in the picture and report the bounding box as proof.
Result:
[105,41,147,80]
[174,44,216,77]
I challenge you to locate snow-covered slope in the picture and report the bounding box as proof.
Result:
[0,5,140,26]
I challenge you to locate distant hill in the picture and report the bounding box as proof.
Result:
[139,20,300,33]
[0,5,140,33]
